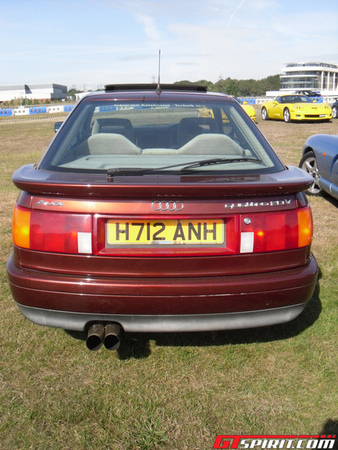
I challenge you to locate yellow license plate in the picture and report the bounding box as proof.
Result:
[106,219,225,245]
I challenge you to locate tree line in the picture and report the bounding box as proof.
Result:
[174,75,280,97]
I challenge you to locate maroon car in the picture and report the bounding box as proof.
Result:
[7,84,318,350]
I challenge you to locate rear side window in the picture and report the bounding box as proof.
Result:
[40,97,283,174]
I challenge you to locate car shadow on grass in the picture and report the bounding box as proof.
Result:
[321,192,338,208]
[320,420,338,447]
[66,270,322,360]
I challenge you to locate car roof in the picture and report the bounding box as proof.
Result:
[81,84,233,102]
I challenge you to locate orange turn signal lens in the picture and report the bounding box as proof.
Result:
[298,207,313,248]
[12,205,31,249]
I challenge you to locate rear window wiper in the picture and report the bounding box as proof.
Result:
[178,157,263,172]
[107,157,262,180]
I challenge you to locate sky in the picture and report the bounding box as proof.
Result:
[1,0,338,91]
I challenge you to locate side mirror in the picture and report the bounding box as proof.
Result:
[54,121,63,133]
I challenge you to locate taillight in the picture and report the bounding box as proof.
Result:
[12,204,313,256]
[12,205,92,254]
[239,205,313,253]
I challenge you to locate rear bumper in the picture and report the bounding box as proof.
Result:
[15,303,309,332]
[7,253,318,332]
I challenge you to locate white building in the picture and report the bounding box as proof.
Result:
[279,62,338,95]
[0,83,68,102]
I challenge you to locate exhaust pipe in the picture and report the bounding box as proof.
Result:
[103,323,121,351]
[86,323,105,351]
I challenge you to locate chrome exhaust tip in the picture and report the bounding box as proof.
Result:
[86,323,105,351]
[103,323,121,351]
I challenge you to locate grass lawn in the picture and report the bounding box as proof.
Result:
[0,115,337,449]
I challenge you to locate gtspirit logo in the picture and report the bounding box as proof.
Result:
[213,435,336,450]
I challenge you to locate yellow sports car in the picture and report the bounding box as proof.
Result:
[235,98,256,122]
[198,99,256,122]
[261,94,332,122]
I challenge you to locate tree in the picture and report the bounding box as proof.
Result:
[175,74,280,96]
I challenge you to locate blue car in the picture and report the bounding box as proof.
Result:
[300,134,338,199]
[332,100,338,119]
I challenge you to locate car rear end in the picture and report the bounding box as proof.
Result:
[7,85,318,348]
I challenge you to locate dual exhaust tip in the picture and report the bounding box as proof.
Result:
[86,323,121,351]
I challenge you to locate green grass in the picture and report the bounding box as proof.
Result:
[0,118,337,449]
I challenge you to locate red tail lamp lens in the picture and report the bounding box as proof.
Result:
[12,205,92,254]
[240,206,313,253]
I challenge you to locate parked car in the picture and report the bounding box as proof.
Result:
[7,84,318,351]
[234,97,256,122]
[331,99,338,119]
[261,94,332,122]
[294,90,321,98]
[300,134,338,199]
[198,98,256,122]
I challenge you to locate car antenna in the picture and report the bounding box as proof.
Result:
[156,49,162,96]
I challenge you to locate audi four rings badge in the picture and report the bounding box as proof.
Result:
[152,201,184,211]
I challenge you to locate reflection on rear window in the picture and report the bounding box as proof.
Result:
[41,99,281,174]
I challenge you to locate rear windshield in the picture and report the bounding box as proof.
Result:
[278,95,314,104]
[40,96,283,174]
